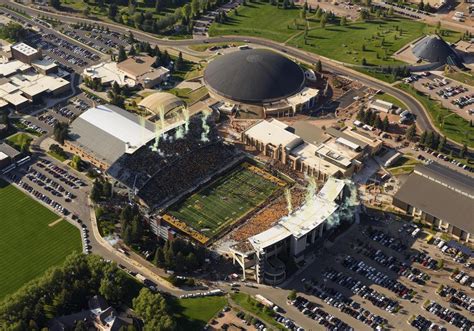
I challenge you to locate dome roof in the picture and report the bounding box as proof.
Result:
[204,49,305,104]
[138,92,185,117]
[412,35,462,66]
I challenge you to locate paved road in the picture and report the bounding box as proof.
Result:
[7,0,472,155]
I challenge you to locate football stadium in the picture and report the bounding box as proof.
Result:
[164,162,288,244]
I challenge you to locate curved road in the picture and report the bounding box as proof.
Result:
[0,1,434,133]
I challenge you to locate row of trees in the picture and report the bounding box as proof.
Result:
[356,108,390,132]
[90,178,113,202]
[120,204,145,246]
[154,237,206,273]
[418,130,468,160]
[0,22,27,42]
[0,253,130,329]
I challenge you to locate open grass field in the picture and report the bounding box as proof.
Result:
[445,71,474,87]
[173,296,227,330]
[397,83,474,148]
[210,2,461,68]
[167,163,284,239]
[209,1,303,42]
[288,18,461,67]
[0,180,81,300]
[387,156,420,176]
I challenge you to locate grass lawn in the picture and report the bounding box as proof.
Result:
[397,83,474,148]
[0,180,81,300]
[173,296,227,330]
[387,156,420,175]
[288,18,461,67]
[209,1,304,43]
[375,92,408,109]
[47,150,68,162]
[231,293,283,330]
[168,86,209,105]
[445,71,474,87]
[6,132,32,151]
[167,162,284,239]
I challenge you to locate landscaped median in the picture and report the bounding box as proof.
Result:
[397,83,474,148]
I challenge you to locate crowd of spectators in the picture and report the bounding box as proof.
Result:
[108,114,238,207]
[109,115,221,187]
[139,142,236,207]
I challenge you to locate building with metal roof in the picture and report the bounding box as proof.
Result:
[65,104,156,170]
[204,49,319,117]
[138,92,185,120]
[393,162,474,242]
[412,35,464,68]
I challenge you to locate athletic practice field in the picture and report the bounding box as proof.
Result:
[0,180,81,300]
[167,163,285,241]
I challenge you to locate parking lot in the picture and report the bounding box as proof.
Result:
[284,217,473,330]
[406,74,474,121]
[62,24,130,54]
[4,157,91,254]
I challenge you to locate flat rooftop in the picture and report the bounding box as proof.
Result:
[12,43,38,56]
[394,163,474,234]
[244,119,303,149]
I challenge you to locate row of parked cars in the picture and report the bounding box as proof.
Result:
[38,113,58,127]
[303,279,387,330]
[434,239,470,264]
[17,178,69,216]
[37,158,86,188]
[355,239,430,285]
[342,256,414,300]
[415,145,473,172]
[291,296,353,331]
[323,268,400,313]
[53,106,76,119]
[26,167,70,199]
[17,119,47,135]
[410,251,440,270]
[435,84,468,98]
[424,301,472,330]
[410,315,442,331]
[366,228,407,253]
[274,313,302,331]
[437,285,473,314]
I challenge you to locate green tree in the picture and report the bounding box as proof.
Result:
[288,290,297,301]
[191,0,200,17]
[339,16,347,26]
[53,122,69,145]
[117,45,127,62]
[49,0,60,9]
[128,44,137,56]
[132,288,176,331]
[382,116,389,132]
[437,135,446,152]
[460,143,467,159]
[419,130,427,145]
[405,123,416,141]
[108,3,118,19]
[315,59,322,73]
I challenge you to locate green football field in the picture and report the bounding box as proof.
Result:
[167,164,283,238]
[0,180,82,300]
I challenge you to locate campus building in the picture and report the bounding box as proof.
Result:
[65,104,156,170]
[393,163,474,243]
[83,56,169,89]
[204,49,319,117]
[241,119,367,180]
[230,177,356,284]
[138,92,185,122]
[0,42,68,110]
